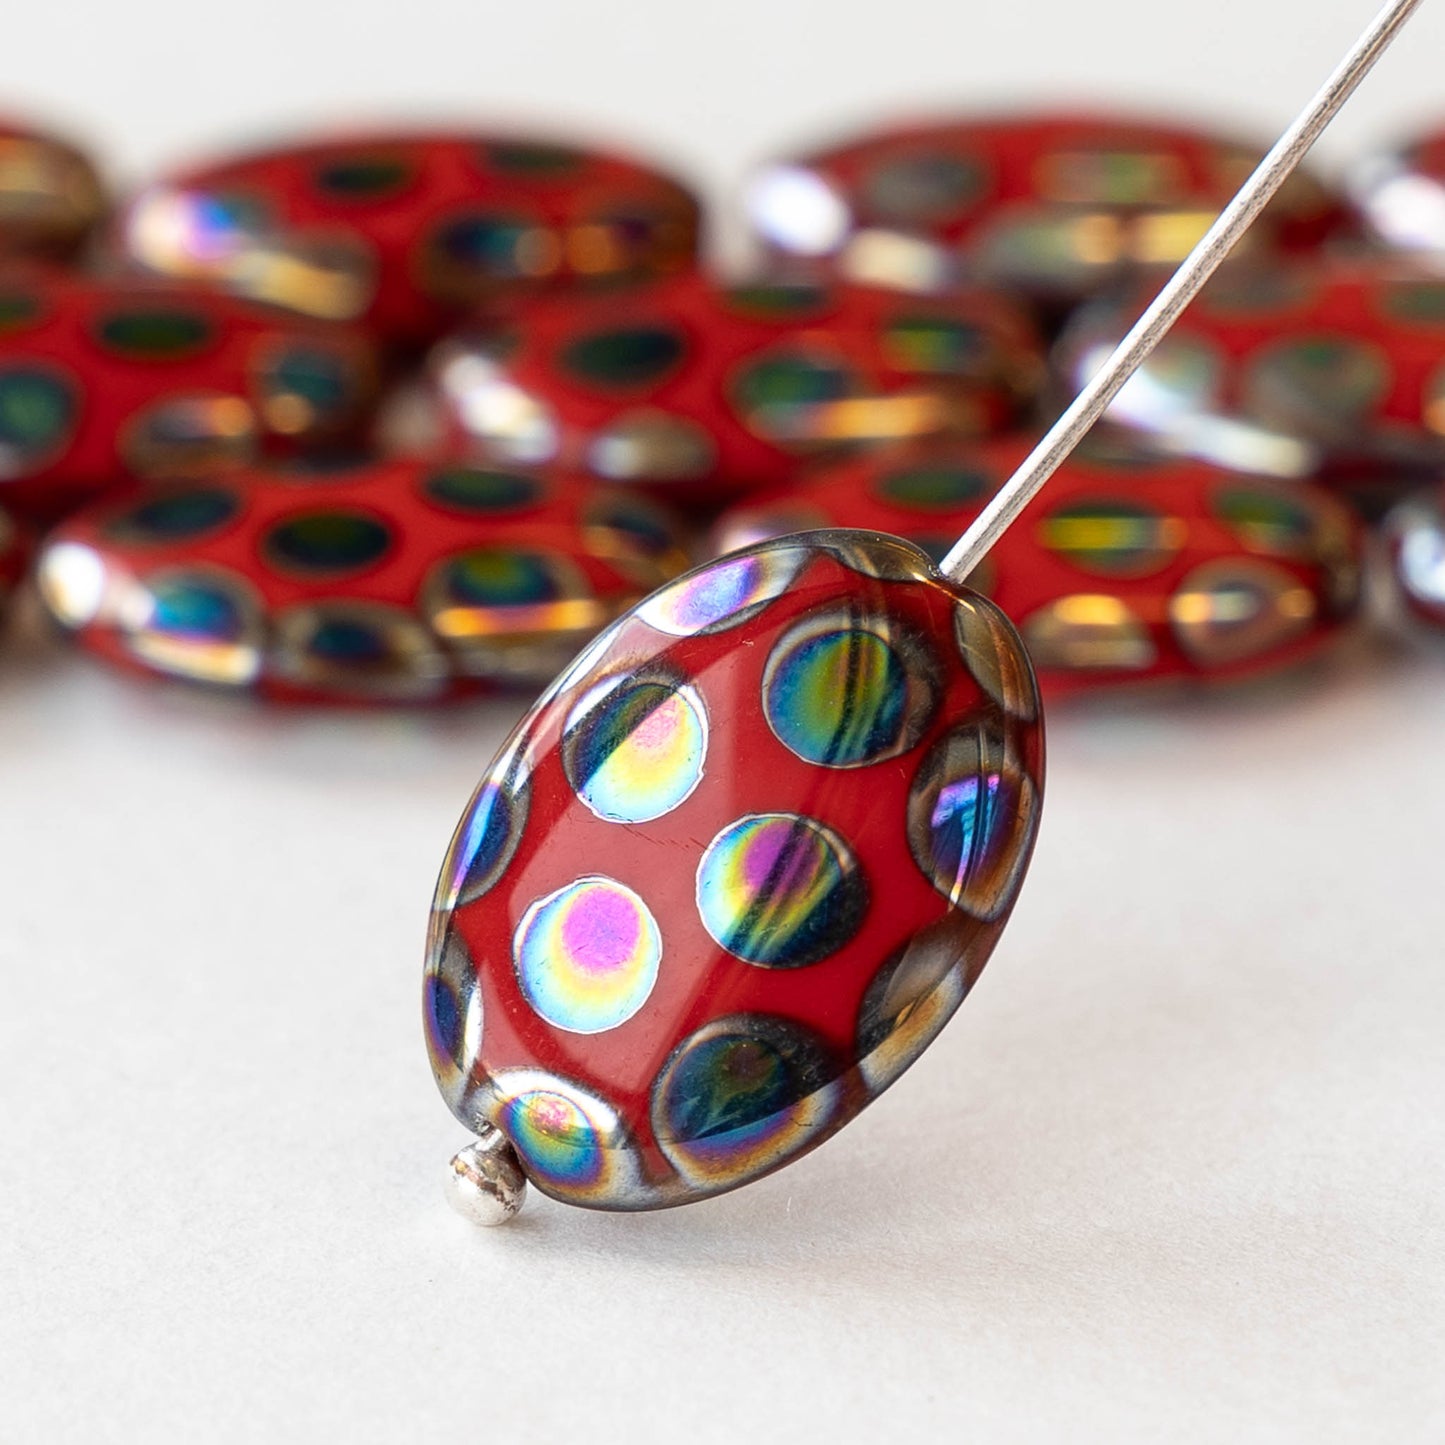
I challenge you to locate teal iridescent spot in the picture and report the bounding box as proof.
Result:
[0,366,77,473]
[564,678,707,823]
[561,325,687,389]
[862,151,986,222]
[513,877,661,1034]
[260,345,354,419]
[651,1015,839,1189]
[147,575,247,642]
[442,549,559,606]
[431,213,537,279]
[0,291,42,334]
[730,350,856,437]
[94,308,214,360]
[764,627,909,766]
[725,282,831,319]
[422,466,544,514]
[263,510,393,575]
[885,315,986,374]
[106,487,240,543]
[313,155,414,199]
[695,813,866,968]
[876,464,991,511]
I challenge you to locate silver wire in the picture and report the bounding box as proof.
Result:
[939,0,1427,583]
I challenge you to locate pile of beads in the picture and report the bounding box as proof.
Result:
[0,105,1443,702]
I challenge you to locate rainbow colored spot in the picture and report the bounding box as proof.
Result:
[764,625,912,766]
[566,679,707,823]
[514,877,661,1033]
[638,548,799,636]
[498,1088,608,1192]
[696,814,865,968]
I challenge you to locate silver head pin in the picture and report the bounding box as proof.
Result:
[938,0,1427,583]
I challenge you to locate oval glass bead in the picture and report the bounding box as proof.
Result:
[430,273,1043,505]
[36,455,689,702]
[1055,259,1445,516]
[425,532,1043,1210]
[711,436,1363,697]
[745,111,1351,303]
[114,131,701,346]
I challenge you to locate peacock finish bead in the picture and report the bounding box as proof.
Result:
[1384,486,1445,632]
[712,437,1363,697]
[0,266,379,521]
[113,132,701,348]
[425,531,1043,1210]
[0,117,107,262]
[36,455,689,702]
[746,111,1351,302]
[430,273,1043,504]
[1055,260,1445,516]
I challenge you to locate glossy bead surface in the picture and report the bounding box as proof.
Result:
[425,531,1044,1210]
[747,111,1350,300]
[713,438,1362,697]
[1056,260,1445,515]
[431,274,1042,504]
[114,132,701,347]
[0,267,379,520]
[0,118,107,261]
[37,455,688,702]
[1385,487,1445,631]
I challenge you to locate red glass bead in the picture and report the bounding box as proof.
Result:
[425,531,1043,1209]
[1385,486,1445,632]
[113,132,701,348]
[430,274,1042,505]
[746,111,1352,301]
[0,117,107,262]
[0,267,379,521]
[1056,260,1445,516]
[712,437,1363,697]
[36,455,689,702]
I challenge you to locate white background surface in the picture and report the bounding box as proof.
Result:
[3,2,1445,1441]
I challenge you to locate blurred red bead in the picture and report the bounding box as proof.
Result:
[112,131,701,348]
[36,453,690,703]
[430,273,1043,506]
[746,111,1353,303]
[712,436,1363,697]
[1055,259,1445,516]
[0,266,380,521]
[1352,123,1445,263]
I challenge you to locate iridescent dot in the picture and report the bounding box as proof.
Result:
[1022,595,1158,672]
[875,463,992,511]
[513,877,661,1034]
[857,919,971,1094]
[255,343,359,433]
[429,211,548,281]
[1037,499,1187,577]
[313,154,414,199]
[262,510,393,576]
[436,548,561,606]
[907,725,1038,919]
[588,410,716,481]
[105,486,241,544]
[485,141,587,177]
[561,325,687,389]
[441,742,530,909]
[729,348,857,441]
[0,290,42,334]
[1214,486,1323,558]
[271,602,447,701]
[485,1069,639,1205]
[422,929,484,1114]
[637,544,803,636]
[883,315,988,375]
[422,465,544,514]
[763,617,936,767]
[953,594,1039,721]
[94,307,214,360]
[0,365,78,477]
[1243,336,1391,431]
[696,813,866,968]
[120,395,258,479]
[1379,280,1445,325]
[725,282,832,319]
[125,568,262,686]
[564,675,708,823]
[1169,558,1317,666]
[1035,148,1185,205]
[862,151,986,222]
[652,1014,841,1192]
